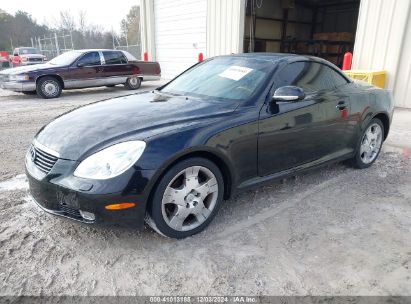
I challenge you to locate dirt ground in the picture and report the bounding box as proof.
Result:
[0,85,410,296]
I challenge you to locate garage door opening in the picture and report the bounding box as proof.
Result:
[244,0,361,67]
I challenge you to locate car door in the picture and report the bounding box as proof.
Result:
[257,61,352,176]
[101,51,135,85]
[66,51,103,88]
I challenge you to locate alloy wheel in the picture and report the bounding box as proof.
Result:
[161,166,218,231]
[129,77,139,86]
[42,80,59,97]
[360,123,383,164]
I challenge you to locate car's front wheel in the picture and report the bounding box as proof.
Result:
[146,157,224,238]
[36,76,62,99]
[124,76,141,90]
[349,118,384,169]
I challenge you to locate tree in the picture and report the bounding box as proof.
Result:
[0,6,140,56]
[120,6,141,46]
[0,9,13,51]
[77,10,87,34]
[58,10,76,32]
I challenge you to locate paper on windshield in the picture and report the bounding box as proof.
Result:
[219,66,253,81]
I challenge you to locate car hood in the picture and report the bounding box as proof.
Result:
[35,92,239,160]
[0,63,57,75]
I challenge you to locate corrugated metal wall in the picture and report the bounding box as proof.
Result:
[141,0,246,78]
[153,0,207,79]
[206,0,246,57]
[353,0,411,108]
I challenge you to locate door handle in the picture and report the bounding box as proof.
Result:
[336,101,347,110]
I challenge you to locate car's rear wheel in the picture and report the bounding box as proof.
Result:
[36,76,62,99]
[124,76,141,90]
[349,118,384,169]
[146,157,224,239]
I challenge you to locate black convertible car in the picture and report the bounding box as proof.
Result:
[26,53,394,238]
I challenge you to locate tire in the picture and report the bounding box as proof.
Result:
[348,118,384,169]
[124,76,141,90]
[22,91,37,95]
[146,157,224,239]
[36,76,62,99]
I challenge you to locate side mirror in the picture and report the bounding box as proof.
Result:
[272,86,305,102]
[77,62,86,67]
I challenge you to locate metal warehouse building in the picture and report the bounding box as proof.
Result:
[140,0,411,108]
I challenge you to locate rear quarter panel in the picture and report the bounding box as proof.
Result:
[130,61,161,77]
[342,82,394,142]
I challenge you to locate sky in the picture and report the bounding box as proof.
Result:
[1,0,140,32]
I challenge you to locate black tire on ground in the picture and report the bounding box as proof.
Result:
[146,157,224,239]
[22,91,37,95]
[36,76,62,99]
[124,76,141,90]
[348,118,384,169]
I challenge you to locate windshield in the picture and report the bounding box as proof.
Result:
[20,48,39,55]
[161,57,273,100]
[48,51,82,65]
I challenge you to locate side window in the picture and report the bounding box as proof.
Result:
[103,51,127,64]
[327,67,349,88]
[77,52,101,66]
[118,52,128,64]
[276,62,348,93]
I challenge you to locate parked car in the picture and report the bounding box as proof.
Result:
[10,47,47,67]
[0,49,161,98]
[25,53,394,238]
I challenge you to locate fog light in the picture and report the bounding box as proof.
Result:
[79,210,95,221]
[105,202,136,210]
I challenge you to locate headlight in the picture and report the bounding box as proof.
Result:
[74,141,146,180]
[9,74,29,81]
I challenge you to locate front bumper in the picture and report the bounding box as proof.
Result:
[26,156,156,228]
[0,81,36,92]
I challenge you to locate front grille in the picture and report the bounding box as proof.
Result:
[30,145,58,174]
[59,203,83,220]
[28,58,43,62]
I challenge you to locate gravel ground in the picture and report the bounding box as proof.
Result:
[0,86,410,296]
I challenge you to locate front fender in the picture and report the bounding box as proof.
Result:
[136,108,259,194]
